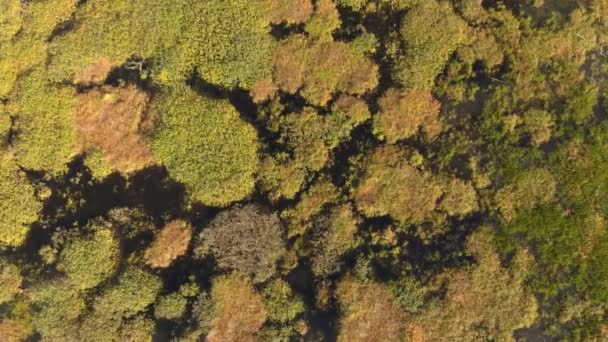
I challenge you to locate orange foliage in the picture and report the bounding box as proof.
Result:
[260,0,313,24]
[273,35,308,94]
[144,220,192,268]
[0,319,29,342]
[336,277,407,342]
[74,85,154,173]
[207,275,267,342]
[250,78,278,103]
[353,146,443,223]
[73,58,113,85]
[273,35,378,105]
[374,89,442,143]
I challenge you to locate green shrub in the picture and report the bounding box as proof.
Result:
[11,71,77,174]
[0,260,22,304]
[49,0,275,89]
[58,228,120,291]
[263,279,305,323]
[393,0,469,89]
[0,154,42,247]
[94,267,162,317]
[155,293,188,320]
[149,86,258,206]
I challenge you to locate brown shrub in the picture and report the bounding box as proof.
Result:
[195,204,286,283]
[250,78,278,103]
[260,0,313,24]
[273,35,308,94]
[336,277,407,342]
[206,275,267,342]
[74,85,154,173]
[73,58,113,85]
[373,89,442,143]
[144,220,192,268]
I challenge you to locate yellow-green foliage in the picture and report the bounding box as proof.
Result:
[333,95,372,125]
[10,71,77,174]
[258,156,310,201]
[335,0,368,11]
[353,146,443,223]
[336,277,407,341]
[155,292,188,320]
[0,0,22,42]
[27,280,86,341]
[496,168,556,222]
[282,178,340,238]
[439,178,479,216]
[273,35,379,105]
[207,274,267,342]
[150,86,258,207]
[262,279,305,323]
[394,0,469,89]
[79,311,156,342]
[164,0,275,88]
[0,154,41,247]
[409,227,538,341]
[49,0,274,89]
[305,0,341,42]
[94,267,162,317]
[0,0,77,96]
[117,315,155,342]
[0,260,22,304]
[83,151,115,179]
[311,204,361,277]
[260,105,368,200]
[0,103,11,141]
[58,228,120,291]
[48,0,184,82]
[521,109,555,145]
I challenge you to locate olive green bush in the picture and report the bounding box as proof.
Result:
[0,154,42,247]
[150,86,258,206]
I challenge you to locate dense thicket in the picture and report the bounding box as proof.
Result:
[1,0,608,340]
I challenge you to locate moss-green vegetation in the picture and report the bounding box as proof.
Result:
[94,267,162,317]
[49,0,274,89]
[0,154,42,247]
[0,260,22,304]
[58,227,120,290]
[10,71,77,174]
[392,0,469,89]
[154,292,188,320]
[262,279,305,323]
[150,86,258,206]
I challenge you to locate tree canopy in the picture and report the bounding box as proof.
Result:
[2,0,608,340]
